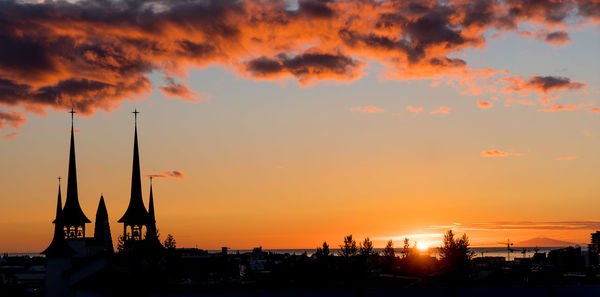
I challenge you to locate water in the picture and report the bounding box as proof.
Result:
[2,246,583,261]
[206,246,582,260]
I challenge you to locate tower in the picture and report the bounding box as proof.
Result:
[61,109,91,239]
[145,177,161,246]
[42,179,74,297]
[118,110,150,241]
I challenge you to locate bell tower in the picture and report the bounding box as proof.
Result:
[61,109,90,239]
[118,109,150,241]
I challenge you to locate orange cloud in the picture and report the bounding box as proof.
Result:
[1,132,18,139]
[144,170,186,179]
[350,106,384,113]
[589,107,600,113]
[0,0,594,124]
[430,107,451,115]
[556,156,577,161]
[503,75,586,95]
[536,102,592,112]
[0,111,26,130]
[481,150,521,157]
[477,100,492,108]
[505,98,534,106]
[406,105,424,114]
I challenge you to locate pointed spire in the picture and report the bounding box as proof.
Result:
[94,195,113,253]
[118,109,149,226]
[148,177,155,220]
[146,177,160,244]
[42,178,74,257]
[62,108,91,227]
[52,177,62,224]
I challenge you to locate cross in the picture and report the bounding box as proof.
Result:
[132,109,140,125]
[58,176,62,184]
[150,176,153,186]
[68,108,76,123]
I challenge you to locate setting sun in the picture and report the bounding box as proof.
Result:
[417,243,429,251]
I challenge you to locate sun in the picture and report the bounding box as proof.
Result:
[416,243,429,251]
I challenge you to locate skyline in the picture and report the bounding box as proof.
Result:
[0,0,600,252]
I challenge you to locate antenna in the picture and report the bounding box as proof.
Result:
[496,239,514,261]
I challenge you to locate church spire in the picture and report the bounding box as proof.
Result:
[146,177,159,243]
[42,178,74,257]
[61,108,90,238]
[118,109,149,240]
[94,195,113,253]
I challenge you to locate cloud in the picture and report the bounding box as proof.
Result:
[589,107,600,113]
[481,149,521,157]
[160,76,209,103]
[406,105,424,114]
[144,170,185,179]
[350,106,384,113]
[504,75,586,95]
[477,100,492,108]
[1,132,18,139]
[536,101,592,112]
[0,110,26,129]
[0,0,595,126]
[544,31,571,46]
[430,107,451,115]
[556,156,577,161]
[428,221,600,231]
[505,98,534,106]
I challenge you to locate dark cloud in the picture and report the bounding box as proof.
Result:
[0,110,26,129]
[145,170,186,179]
[0,0,596,128]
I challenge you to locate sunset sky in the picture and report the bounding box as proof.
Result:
[1,0,600,252]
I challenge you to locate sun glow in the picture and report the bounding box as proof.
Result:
[416,243,429,251]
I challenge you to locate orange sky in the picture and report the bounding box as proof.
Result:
[1,0,600,252]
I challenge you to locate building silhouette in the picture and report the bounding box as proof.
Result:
[42,109,162,297]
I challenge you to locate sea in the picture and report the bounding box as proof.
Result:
[3,246,585,260]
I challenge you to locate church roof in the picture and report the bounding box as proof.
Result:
[118,110,149,225]
[42,182,75,257]
[62,111,91,226]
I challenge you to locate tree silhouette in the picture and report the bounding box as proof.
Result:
[315,241,330,258]
[359,237,375,256]
[383,240,395,258]
[164,234,176,250]
[339,234,358,257]
[401,237,411,259]
[439,230,474,277]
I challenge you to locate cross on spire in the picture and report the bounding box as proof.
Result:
[69,108,76,127]
[58,176,62,184]
[132,109,140,126]
[150,176,153,185]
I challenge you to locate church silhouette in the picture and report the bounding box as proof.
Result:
[42,109,162,297]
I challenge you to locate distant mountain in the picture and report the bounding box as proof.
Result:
[515,237,578,247]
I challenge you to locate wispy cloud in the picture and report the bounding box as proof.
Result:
[505,98,534,106]
[556,156,577,161]
[430,107,451,115]
[406,105,424,114]
[481,149,521,157]
[477,100,492,109]
[350,106,384,113]
[0,111,26,130]
[428,221,600,231]
[1,132,18,139]
[144,170,185,179]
